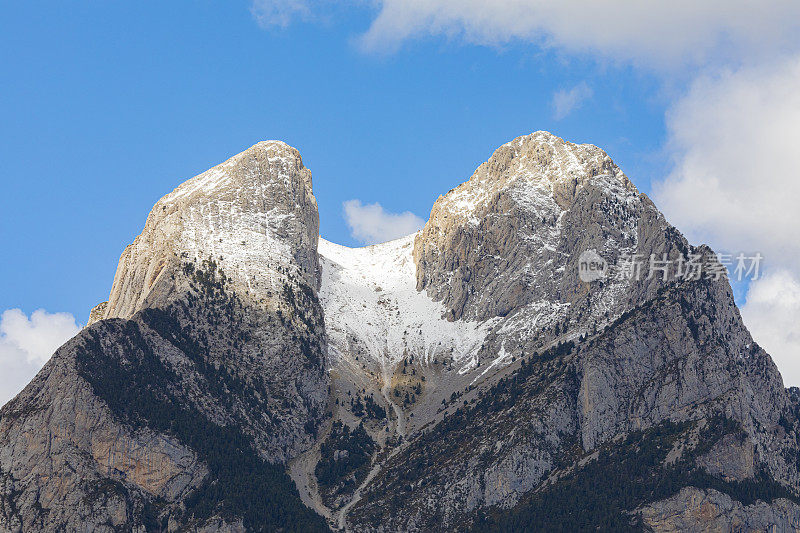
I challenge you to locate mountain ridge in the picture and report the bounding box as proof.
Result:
[3,132,799,532]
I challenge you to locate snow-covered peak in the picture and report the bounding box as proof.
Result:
[160,140,311,205]
[437,131,636,222]
[96,141,320,322]
[413,132,651,325]
[498,131,633,190]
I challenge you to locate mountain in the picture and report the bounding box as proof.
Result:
[0,142,329,531]
[2,132,799,532]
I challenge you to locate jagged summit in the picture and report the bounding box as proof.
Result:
[413,130,657,323]
[161,141,313,204]
[2,141,329,531]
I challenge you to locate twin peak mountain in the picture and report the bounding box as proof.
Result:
[2,132,799,532]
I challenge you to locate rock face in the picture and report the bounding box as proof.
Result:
[344,276,800,531]
[637,487,800,532]
[413,131,675,324]
[2,132,800,532]
[92,140,320,324]
[0,142,329,531]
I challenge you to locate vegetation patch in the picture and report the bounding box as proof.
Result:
[316,421,376,507]
[472,418,797,532]
[76,319,328,532]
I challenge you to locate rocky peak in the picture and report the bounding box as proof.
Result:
[91,140,320,324]
[4,134,799,533]
[2,141,330,531]
[435,131,636,220]
[413,131,666,325]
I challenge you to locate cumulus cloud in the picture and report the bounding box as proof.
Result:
[654,57,800,273]
[0,309,81,406]
[251,0,310,28]
[357,0,800,67]
[552,82,592,119]
[343,199,425,245]
[741,271,800,386]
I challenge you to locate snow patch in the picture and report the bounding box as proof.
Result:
[319,235,495,377]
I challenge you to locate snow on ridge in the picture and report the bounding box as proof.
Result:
[318,234,495,375]
[162,140,301,205]
[163,167,233,203]
[137,141,317,304]
[436,131,636,229]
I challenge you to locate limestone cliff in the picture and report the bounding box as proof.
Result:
[92,140,320,324]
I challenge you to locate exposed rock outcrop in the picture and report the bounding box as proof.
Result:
[637,487,800,532]
[92,140,320,325]
[413,131,677,324]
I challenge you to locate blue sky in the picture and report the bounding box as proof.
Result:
[1,1,799,397]
[0,2,667,320]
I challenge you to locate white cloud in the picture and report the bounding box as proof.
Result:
[0,309,81,406]
[741,271,800,387]
[654,57,800,274]
[552,82,592,119]
[357,0,800,67]
[251,0,310,28]
[343,199,425,245]
[652,56,800,386]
